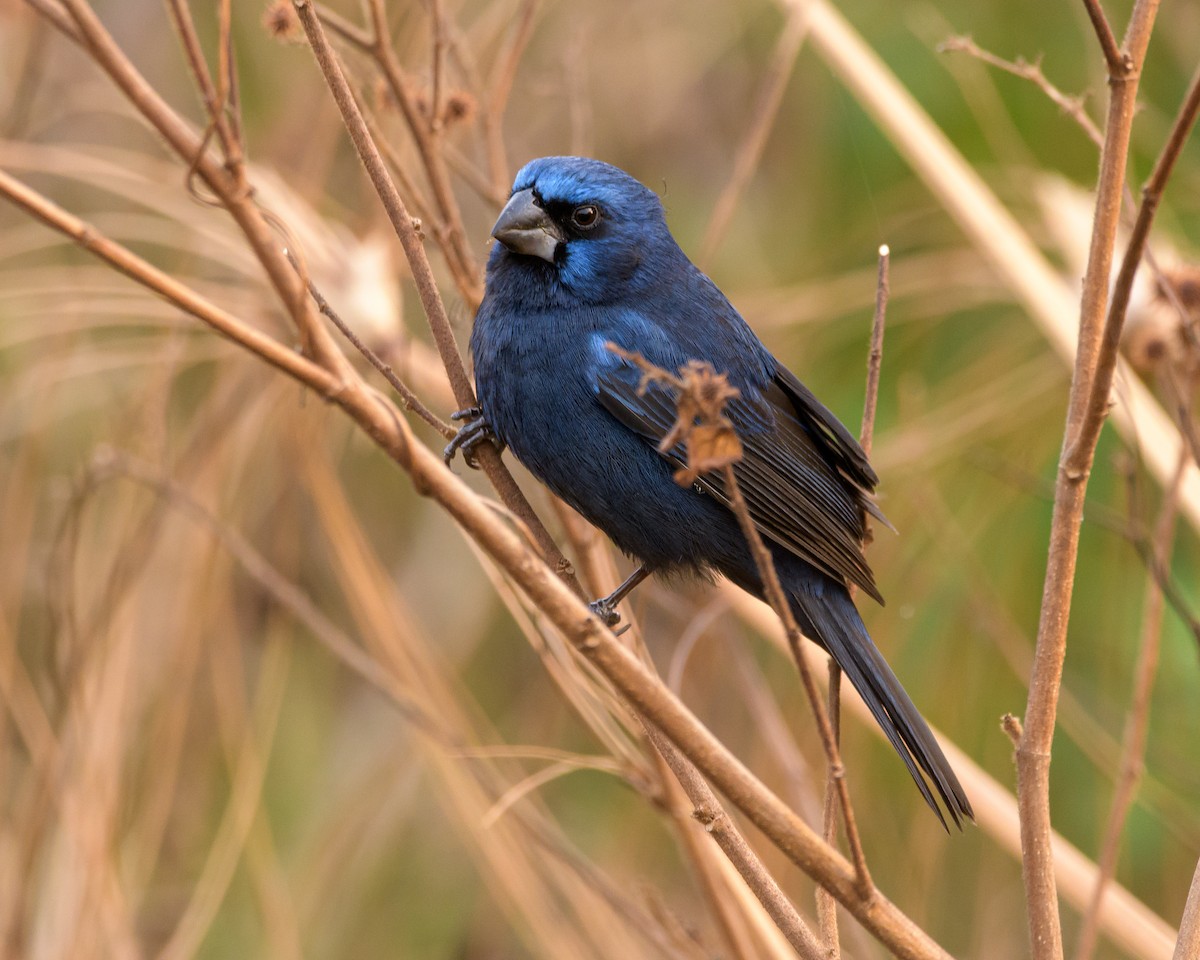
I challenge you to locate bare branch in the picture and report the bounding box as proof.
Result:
[289,252,453,438]
[859,246,890,458]
[0,168,340,396]
[1017,2,1162,956]
[165,0,245,169]
[45,0,354,382]
[1081,0,1126,76]
[362,0,482,304]
[938,36,1103,147]
[648,726,825,960]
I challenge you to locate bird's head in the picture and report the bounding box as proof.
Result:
[487,157,680,304]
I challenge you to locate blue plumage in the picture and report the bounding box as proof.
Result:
[466,156,971,827]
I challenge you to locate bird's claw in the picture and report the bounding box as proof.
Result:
[588,597,622,628]
[444,407,504,469]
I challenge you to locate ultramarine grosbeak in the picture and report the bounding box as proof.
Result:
[452,156,972,828]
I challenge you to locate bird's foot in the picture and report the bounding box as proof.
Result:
[586,566,649,634]
[444,407,504,469]
[588,596,622,628]
[589,596,634,635]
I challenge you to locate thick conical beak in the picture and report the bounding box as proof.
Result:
[491,189,563,263]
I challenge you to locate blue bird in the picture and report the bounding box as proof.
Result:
[454,156,972,828]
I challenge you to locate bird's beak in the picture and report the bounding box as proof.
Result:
[491,189,563,263]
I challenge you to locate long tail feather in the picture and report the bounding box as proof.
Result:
[791,578,973,830]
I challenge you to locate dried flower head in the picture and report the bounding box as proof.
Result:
[605,344,744,487]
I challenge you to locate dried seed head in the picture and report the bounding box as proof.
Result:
[604,344,744,487]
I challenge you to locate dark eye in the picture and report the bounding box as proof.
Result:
[571,204,600,229]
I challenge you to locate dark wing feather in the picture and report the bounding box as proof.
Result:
[772,364,877,491]
[594,357,884,603]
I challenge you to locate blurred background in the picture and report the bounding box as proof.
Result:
[1,0,1198,957]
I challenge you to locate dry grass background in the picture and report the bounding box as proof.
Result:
[1,0,1199,957]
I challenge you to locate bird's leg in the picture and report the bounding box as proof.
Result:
[444,407,505,469]
[588,565,650,628]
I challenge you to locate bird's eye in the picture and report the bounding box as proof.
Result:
[571,204,600,229]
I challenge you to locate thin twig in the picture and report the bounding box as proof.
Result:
[560,511,816,959]
[363,106,440,229]
[314,3,375,49]
[164,0,247,170]
[362,0,481,304]
[788,0,1200,539]
[724,582,1181,960]
[298,0,463,388]
[287,251,453,438]
[816,244,890,954]
[1081,0,1126,76]
[313,2,480,304]
[0,168,341,394]
[649,726,825,960]
[938,36,1103,148]
[604,345,875,890]
[859,247,890,457]
[648,749,763,960]
[939,33,1200,353]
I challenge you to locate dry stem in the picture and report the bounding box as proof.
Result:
[1080,0,1125,75]
[332,0,482,306]
[816,244,890,955]
[938,36,1103,147]
[1017,4,1161,957]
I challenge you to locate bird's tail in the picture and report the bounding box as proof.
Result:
[790,580,974,830]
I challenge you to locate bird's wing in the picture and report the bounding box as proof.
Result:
[771,364,878,492]
[593,349,883,603]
